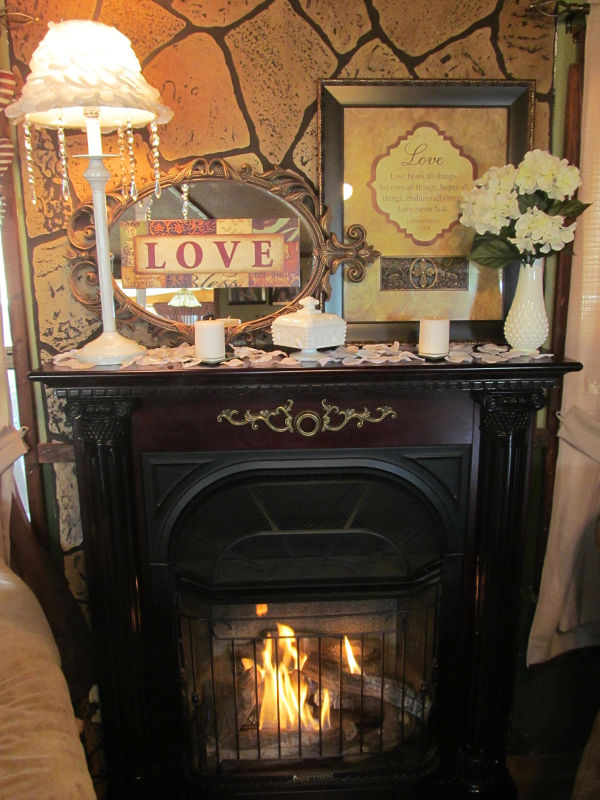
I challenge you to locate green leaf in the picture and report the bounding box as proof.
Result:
[546,198,592,218]
[517,191,547,214]
[470,235,520,269]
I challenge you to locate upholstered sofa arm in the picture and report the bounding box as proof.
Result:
[0,560,96,799]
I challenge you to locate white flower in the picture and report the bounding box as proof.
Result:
[508,207,576,255]
[552,163,581,200]
[515,149,581,200]
[459,165,520,235]
[475,163,517,194]
[459,150,586,267]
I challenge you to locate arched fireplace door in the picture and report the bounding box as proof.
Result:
[143,447,469,798]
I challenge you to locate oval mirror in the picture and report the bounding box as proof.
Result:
[67,158,376,346]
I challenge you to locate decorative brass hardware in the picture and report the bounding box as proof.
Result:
[217,399,396,438]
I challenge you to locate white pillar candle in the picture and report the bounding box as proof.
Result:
[194,319,225,363]
[418,318,450,358]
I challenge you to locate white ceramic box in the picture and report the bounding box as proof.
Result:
[271,297,346,361]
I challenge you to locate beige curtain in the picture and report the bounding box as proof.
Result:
[527,1,600,665]
[0,309,27,564]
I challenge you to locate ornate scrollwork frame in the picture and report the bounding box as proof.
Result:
[67,157,378,345]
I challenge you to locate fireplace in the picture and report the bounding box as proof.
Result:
[33,357,579,799]
[149,450,463,796]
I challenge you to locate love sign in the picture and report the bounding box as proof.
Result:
[120,217,300,290]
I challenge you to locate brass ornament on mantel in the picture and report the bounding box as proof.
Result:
[67,157,379,348]
[217,398,397,438]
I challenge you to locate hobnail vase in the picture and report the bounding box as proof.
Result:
[503,260,549,352]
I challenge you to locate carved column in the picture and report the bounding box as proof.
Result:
[67,397,149,795]
[455,389,546,798]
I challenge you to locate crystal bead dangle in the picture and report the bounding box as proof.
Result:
[126,122,138,201]
[117,126,128,198]
[57,124,70,203]
[23,121,36,205]
[182,182,189,219]
[149,121,161,199]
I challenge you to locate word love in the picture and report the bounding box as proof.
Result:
[369,121,476,246]
[134,232,285,275]
[400,142,445,168]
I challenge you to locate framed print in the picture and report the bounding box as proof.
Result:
[227,287,267,305]
[318,79,535,342]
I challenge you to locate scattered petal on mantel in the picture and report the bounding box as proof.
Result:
[52,351,96,370]
[477,343,509,353]
[446,352,473,364]
[52,342,554,371]
[278,356,302,367]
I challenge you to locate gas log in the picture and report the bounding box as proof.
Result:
[203,642,426,761]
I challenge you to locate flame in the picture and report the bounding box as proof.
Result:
[247,625,361,733]
[320,685,331,728]
[255,603,268,617]
[255,623,330,732]
[344,636,361,675]
[258,623,319,730]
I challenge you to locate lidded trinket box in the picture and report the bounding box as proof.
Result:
[271,297,346,361]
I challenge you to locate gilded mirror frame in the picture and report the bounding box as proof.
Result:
[67,157,377,345]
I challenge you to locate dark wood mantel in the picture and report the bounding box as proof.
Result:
[31,356,581,799]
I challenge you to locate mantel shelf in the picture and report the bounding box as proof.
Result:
[30,355,582,396]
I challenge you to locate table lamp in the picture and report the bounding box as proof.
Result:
[5,20,173,364]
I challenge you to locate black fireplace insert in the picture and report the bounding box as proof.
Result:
[145,448,468,797]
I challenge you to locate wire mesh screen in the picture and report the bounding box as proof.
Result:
[174,471,443,588]
[178,593,438,776]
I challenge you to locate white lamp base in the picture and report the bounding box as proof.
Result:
[76,330,146,365]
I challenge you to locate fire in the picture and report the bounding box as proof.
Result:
[243,623,362,733]
[344,635,362,675]
[255,603,268,617]
[257,623,327,731]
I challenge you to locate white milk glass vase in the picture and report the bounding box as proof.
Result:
[503,259,549,352]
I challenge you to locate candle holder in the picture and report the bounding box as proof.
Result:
[194,319,226,364]
[418,318,450,360]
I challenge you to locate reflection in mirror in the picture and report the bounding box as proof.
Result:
[110,178,312,327]
[68,158,377,346]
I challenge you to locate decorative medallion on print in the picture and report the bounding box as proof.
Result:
[380,256,469,291]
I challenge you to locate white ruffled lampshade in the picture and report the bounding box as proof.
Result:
[4,19,173,129]
[168,288,201,308]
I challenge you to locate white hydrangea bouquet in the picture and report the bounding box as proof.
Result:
[459,149,589,269]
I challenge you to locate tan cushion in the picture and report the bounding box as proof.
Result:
[0,561,96,799]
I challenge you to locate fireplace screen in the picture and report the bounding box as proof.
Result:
[165,461,450,786]
[178,592,437,776]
